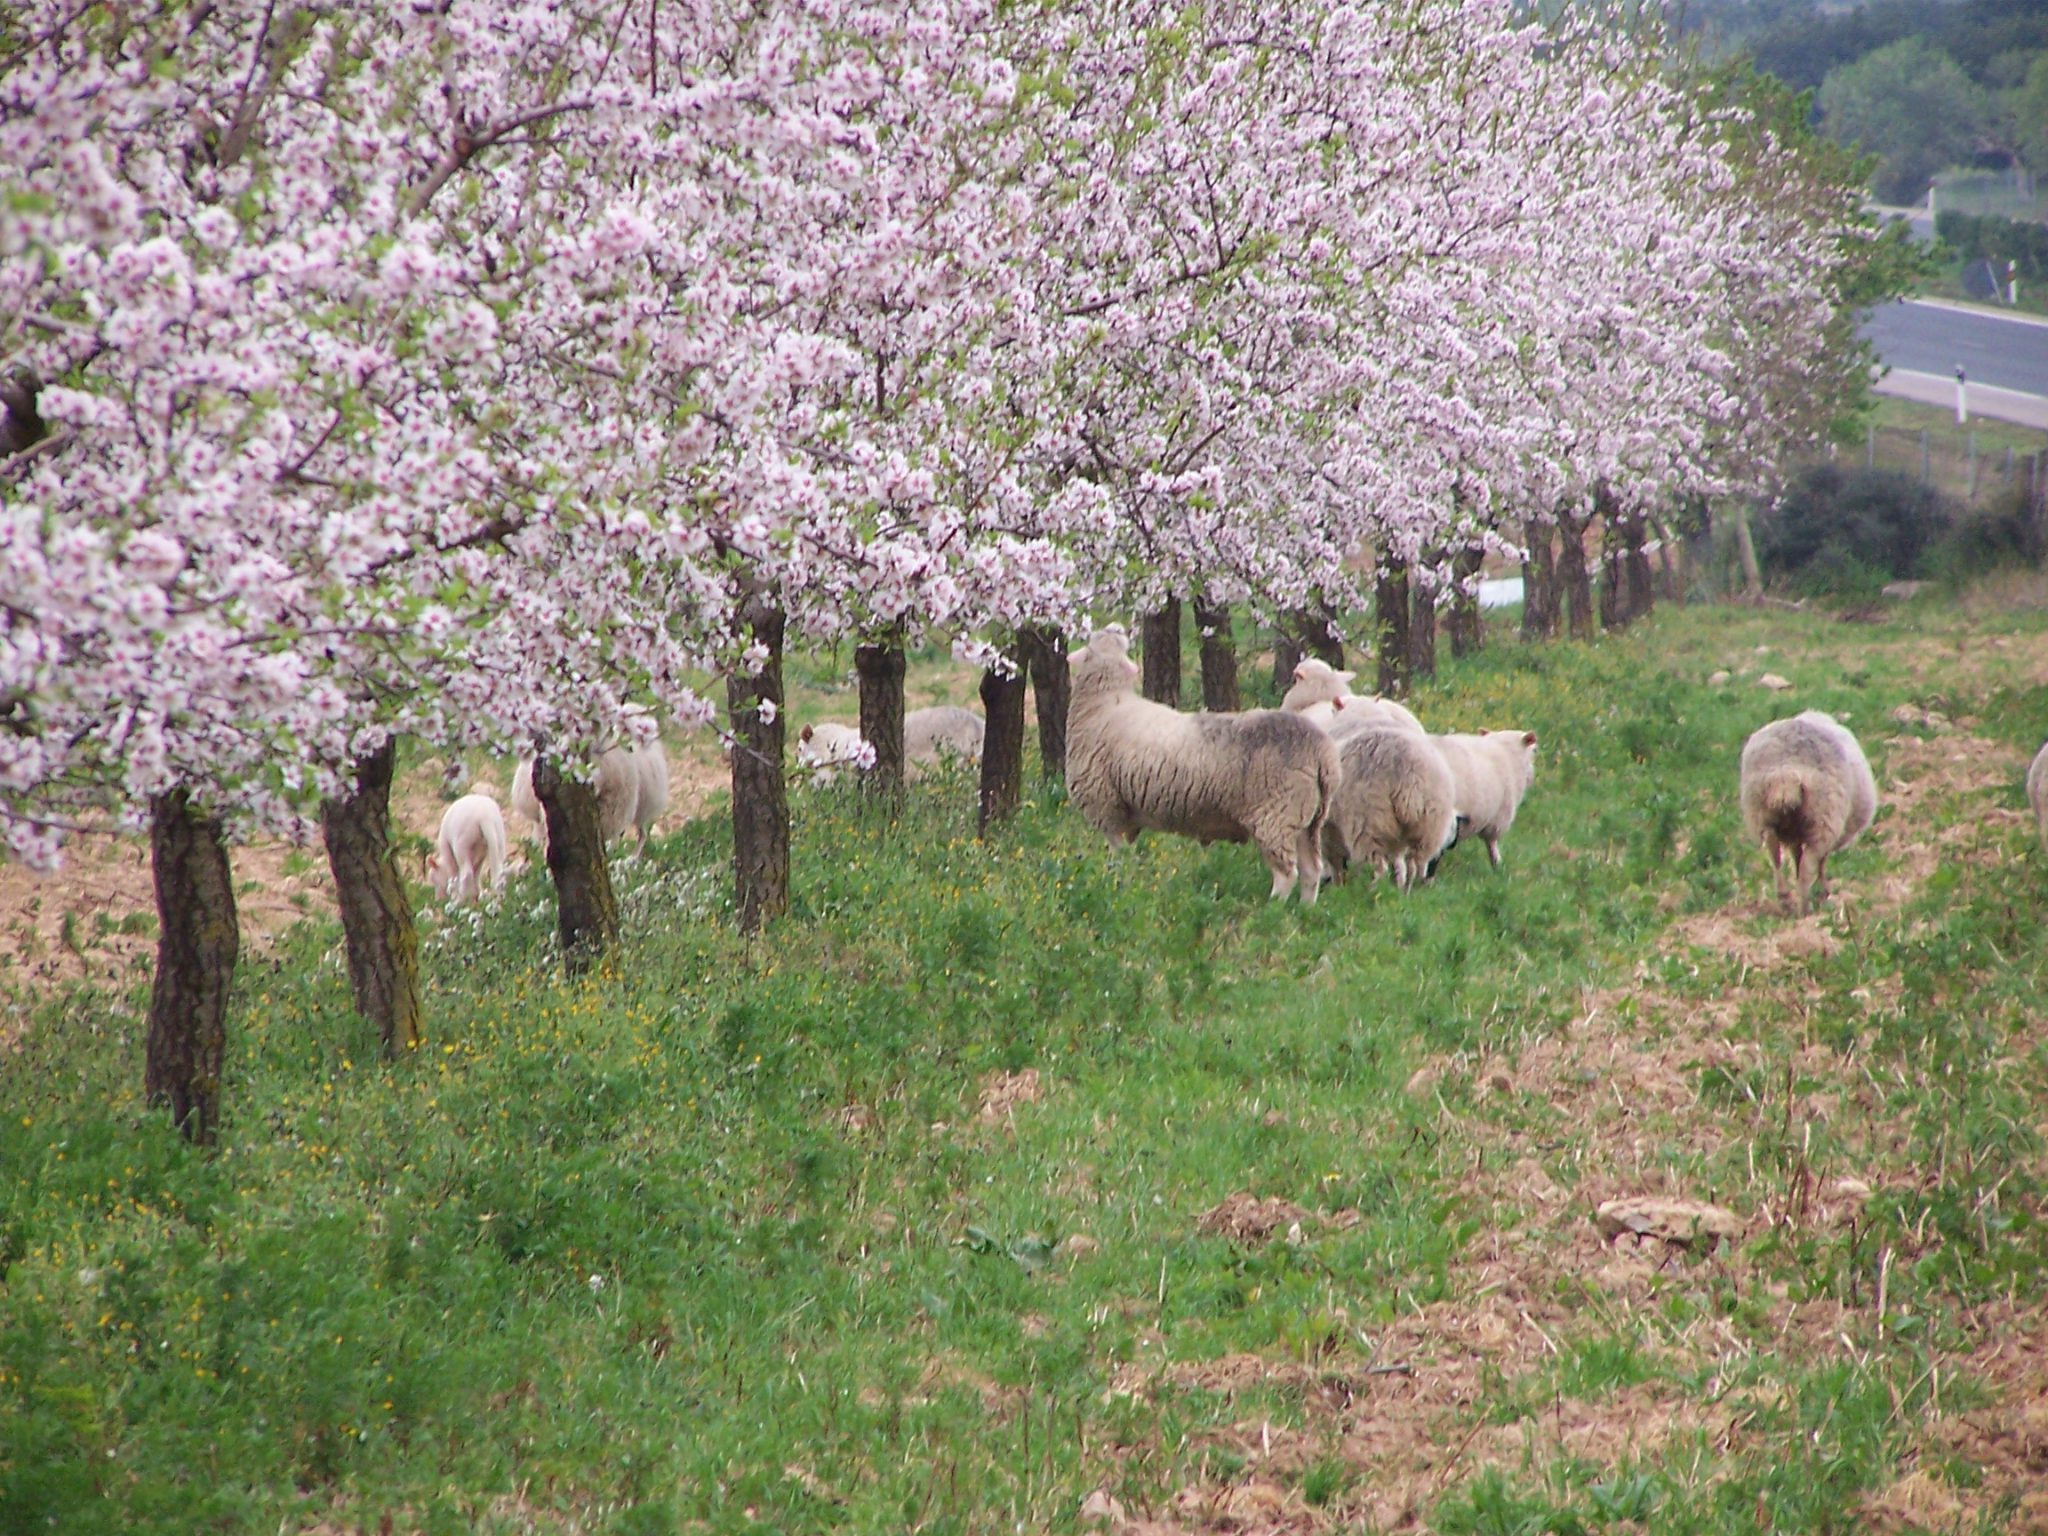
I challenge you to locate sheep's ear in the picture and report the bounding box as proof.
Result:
[1476,727,1489,736]
[1292,661,1307,681]
[799,724,814,742]
[1337,669,1355,684]
[1123,658,1141,683]
[1331,696,1347,711]
[1522,732,1538,748]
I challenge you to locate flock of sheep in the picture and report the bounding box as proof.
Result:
[420,624,2048,921]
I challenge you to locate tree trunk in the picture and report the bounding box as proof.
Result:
[1271,628,1302,698]
[1655,519,1685,606]
[1447,546,1486,658]
[1557,506,1596,641]
[320,738,422,1057]
[1301,606,1345,668]
[1625,517,1657,624]
[1020,626,1069,781]
[1375,562,1412,698]
[533,753,620,969]
[1194,598,1239,712]
[727,596,790,935]
[978,647,1028,833]
[1409,562,1438,683]
[1600,526,1625,631]
[855,636,907,802]
[1730,502,1763,599]
[1140,598,1182,707]
[1521,519,1557,641]
[146,791,239,1145]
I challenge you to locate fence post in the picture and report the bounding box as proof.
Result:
[1866,421,1874,470]
[1920,429,1930,486]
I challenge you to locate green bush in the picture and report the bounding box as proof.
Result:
[1753,463,1954,594]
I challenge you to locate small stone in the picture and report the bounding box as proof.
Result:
[1079,1489,1127,1527]
[1057,1233,1101,1261]
[1757,673,1792,691]
[1595,1196,1744,1249]
[1707,669,1731,686]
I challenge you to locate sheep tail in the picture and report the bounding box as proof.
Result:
[1759,768,1809,841]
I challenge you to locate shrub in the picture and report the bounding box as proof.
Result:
[1753,464,1954,595]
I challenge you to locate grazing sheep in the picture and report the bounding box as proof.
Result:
[1326,728,1459,891]
[1738,710,1877,914]
[429,793,507,904]
[1067,630,1340,903]
[906,705,984,769]
[797,721,869,784]
[511,738,668,854]
[1431,730,1539,868]
[2031,742,2048,853]
[1280,659,1426,739]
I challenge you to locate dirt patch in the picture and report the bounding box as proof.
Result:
[975,1067,1046,1126]
[1195,1194,1314,1244]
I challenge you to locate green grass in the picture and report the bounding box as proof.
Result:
[7,591,2048,1533]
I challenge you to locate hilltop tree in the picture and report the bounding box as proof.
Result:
[1818,39,1989,203]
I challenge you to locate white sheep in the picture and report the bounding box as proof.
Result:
[2031,742,2048,853]
[1738,709,1877,914]
[1431,730,1539,869]
[429,793,507,905]
[1279,658,1426,739]
[511,738,668,855]
[796,721,869,785]
[905,705,984,771]
[1326,728,1459,891]
[1067,630,1340,903]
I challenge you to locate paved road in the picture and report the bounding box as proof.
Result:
[1858,299,2048,397]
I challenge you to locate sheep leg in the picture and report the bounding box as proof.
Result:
[1790,845,1813,915]
[1812,853,1831,903]
[1254,826,1300,902]
[1294,827,1324,906]
[1763,834,1787,903]
[1483,832,1503,868]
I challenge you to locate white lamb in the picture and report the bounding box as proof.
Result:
[1431,730,1539,868]
[429,793,507,905]
[2031,741,2048,853]
[1326,728,1459,892]
[1067,630,1340,903]
[1280,659,1426,739]
[797,721,869,785]
[906,705,984,770]
[1739,710,1877,914]
[511,738,669,855]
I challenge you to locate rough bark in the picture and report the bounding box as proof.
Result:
[1271,628,1303,698]
[727,596,790,934]
[1447,545,1486,658]
[1730,502,1763,599]
[1375,562,1412,698]
[1521,518,1558,641]
[855,637,907,802]
[1557,505,1596,641]
[1626,520,1657,624]
[534,753,620,969]
[1194,598,1240,712]
[146,791,239,1145]
[320,738,423,1057]
[1019,626,1069,781]
[1140,599,1182,707]
[1300,606,1346,669]
[1409,565,1438,683]
[978,647,1028,833]
[0,366,45,458]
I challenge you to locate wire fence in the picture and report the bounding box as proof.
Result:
[1854,423,2048,512]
